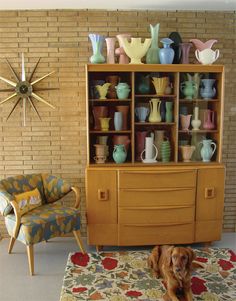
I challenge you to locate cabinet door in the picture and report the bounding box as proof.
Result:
[195,167,225,242]
[86,169,117,224]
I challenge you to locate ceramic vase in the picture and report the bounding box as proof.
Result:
[135,106,149,122]
[190,39,218,51]
[187,73,201,98]
[161,139,171,162]
[199,139,217,162]
[105,37,116,64]
[154,130,165,160]
[99,117,111,131]
[203,109,215,130]
[90,79,105,99]
[135,131,148,161]
[152,77,168,95]
[141,136,158,163]
[191,106,201,130]
[92,106,108,130]
[180,145,196,162]
[180,42,192,64]
[120,37,152,64]
[89,34,106,64]
[200,79,216,99]
[165,101,173,123]
[146,23,160,64]
[115,82,130,99]
[113,144,127,163]
[116,34,131,64]
[181,81,197,100]
[114,112,123,131]
[149,98,161,123]
[106,75,120,99]
[180,114,192,131]
[116,105,129,130]
[96,83,111,99]
[138,75,150,94]
[159,38,175,64]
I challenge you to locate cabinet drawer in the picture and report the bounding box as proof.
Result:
[119,170,196,188]
[119,187,195,207]
[119,206,194,224]
[119,223,194,245]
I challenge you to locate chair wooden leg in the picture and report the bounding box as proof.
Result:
[73,230,85,253]
[8,237,16,254]
[26,245,34,276]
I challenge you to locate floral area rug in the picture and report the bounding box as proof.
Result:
[60,248,236,301]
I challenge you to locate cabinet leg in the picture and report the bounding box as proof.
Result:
[96,245,103,253]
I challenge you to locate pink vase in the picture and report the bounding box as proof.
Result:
[105,37,116,64]
[180,42,192,64]
[112,135,130,151]
[190,39,218,51]
[92,106,108,130]
[115,34,131,64]
[135,131,147,161]
[115,105,129,130]
[203,109,215,130]
[180,114,192,131]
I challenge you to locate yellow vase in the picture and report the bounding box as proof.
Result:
[99,117,111,131]
[148,98,161,123]
[96,83,111,99]
[152,77,168,95]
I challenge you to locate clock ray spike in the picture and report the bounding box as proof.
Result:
[21,53,26,81]
[0,92,17,105]
[6,97,21,121]
[31,92,55,109]
[33,87,59,92]
[28,58,41,82]
[0,76,17,87]
[31,71,55,86]
[23,97,26,126]
[5,58,20,82]
[0,88,15,92]
[27,97,41,120]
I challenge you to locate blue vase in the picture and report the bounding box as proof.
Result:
[159,38,174,64]
[146,23,160,64]
[200,79,216,99]
[89,34,105,64]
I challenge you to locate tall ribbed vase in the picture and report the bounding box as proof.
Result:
[161,139,171,162]
[89,34,105,64]
[105,37,116,64]
[146,23,160,64]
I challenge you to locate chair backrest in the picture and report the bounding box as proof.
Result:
[0,173,72,217]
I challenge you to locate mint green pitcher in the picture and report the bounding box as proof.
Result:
[199,139,216,162]
[113,144,127,163]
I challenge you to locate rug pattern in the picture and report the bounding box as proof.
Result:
[60,248,236,301]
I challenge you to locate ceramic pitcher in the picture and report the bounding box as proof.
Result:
[113,144,127,163]
[203,109,215,130]
[148,98,161,122]
[199,139,217,162]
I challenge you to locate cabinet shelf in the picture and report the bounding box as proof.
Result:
[178,130,218,133]
[179,99,220,103]
[89,99,132,102]
[90,130,132,134]
[135,94,176,98]
[135,122,175,126]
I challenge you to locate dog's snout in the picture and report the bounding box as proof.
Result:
[175,267,181,272]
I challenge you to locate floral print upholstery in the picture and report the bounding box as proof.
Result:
[5,203,81,245]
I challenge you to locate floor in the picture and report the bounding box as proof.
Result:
[0,233,235,301]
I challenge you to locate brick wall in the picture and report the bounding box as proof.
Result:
[0,10,235,238]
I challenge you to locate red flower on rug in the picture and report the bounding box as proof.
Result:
[72,287,87,293]
[126,290,142,297]
[218,259,234,270]
[195,257,208,263]
[191,276,207,295]
[71,252,90,267]
[102,257,118,270]
[229,250,236,262]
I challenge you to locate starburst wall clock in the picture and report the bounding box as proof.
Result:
[0,53,57,126]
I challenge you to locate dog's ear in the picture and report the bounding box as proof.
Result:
[164,246,174,268]
[186,247,196,267]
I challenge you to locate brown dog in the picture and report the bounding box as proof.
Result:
[148,245,195,301]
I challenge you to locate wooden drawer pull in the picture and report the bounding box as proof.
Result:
[205,187,215,199]
[98,189,109,201]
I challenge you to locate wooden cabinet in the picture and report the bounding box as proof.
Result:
[85,64,225,247]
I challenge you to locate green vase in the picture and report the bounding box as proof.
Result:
[113,144,127,163]
[89,34,105,64]
[146,24,160,64]
[165,101,173,122]
[161,139,171,162]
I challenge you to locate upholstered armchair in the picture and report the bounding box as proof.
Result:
[0,174,85,275]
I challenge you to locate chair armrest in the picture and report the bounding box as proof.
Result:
[9,200,22,239]
[0,190,14,216]
[71,186,80,209]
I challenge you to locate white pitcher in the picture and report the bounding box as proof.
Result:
[141,137,158,163]
[195,48,219,65]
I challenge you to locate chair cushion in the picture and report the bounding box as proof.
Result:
[14,188,42,215]
[41,174,72,203]
[0,174,45,216]
[5,203,81,245]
